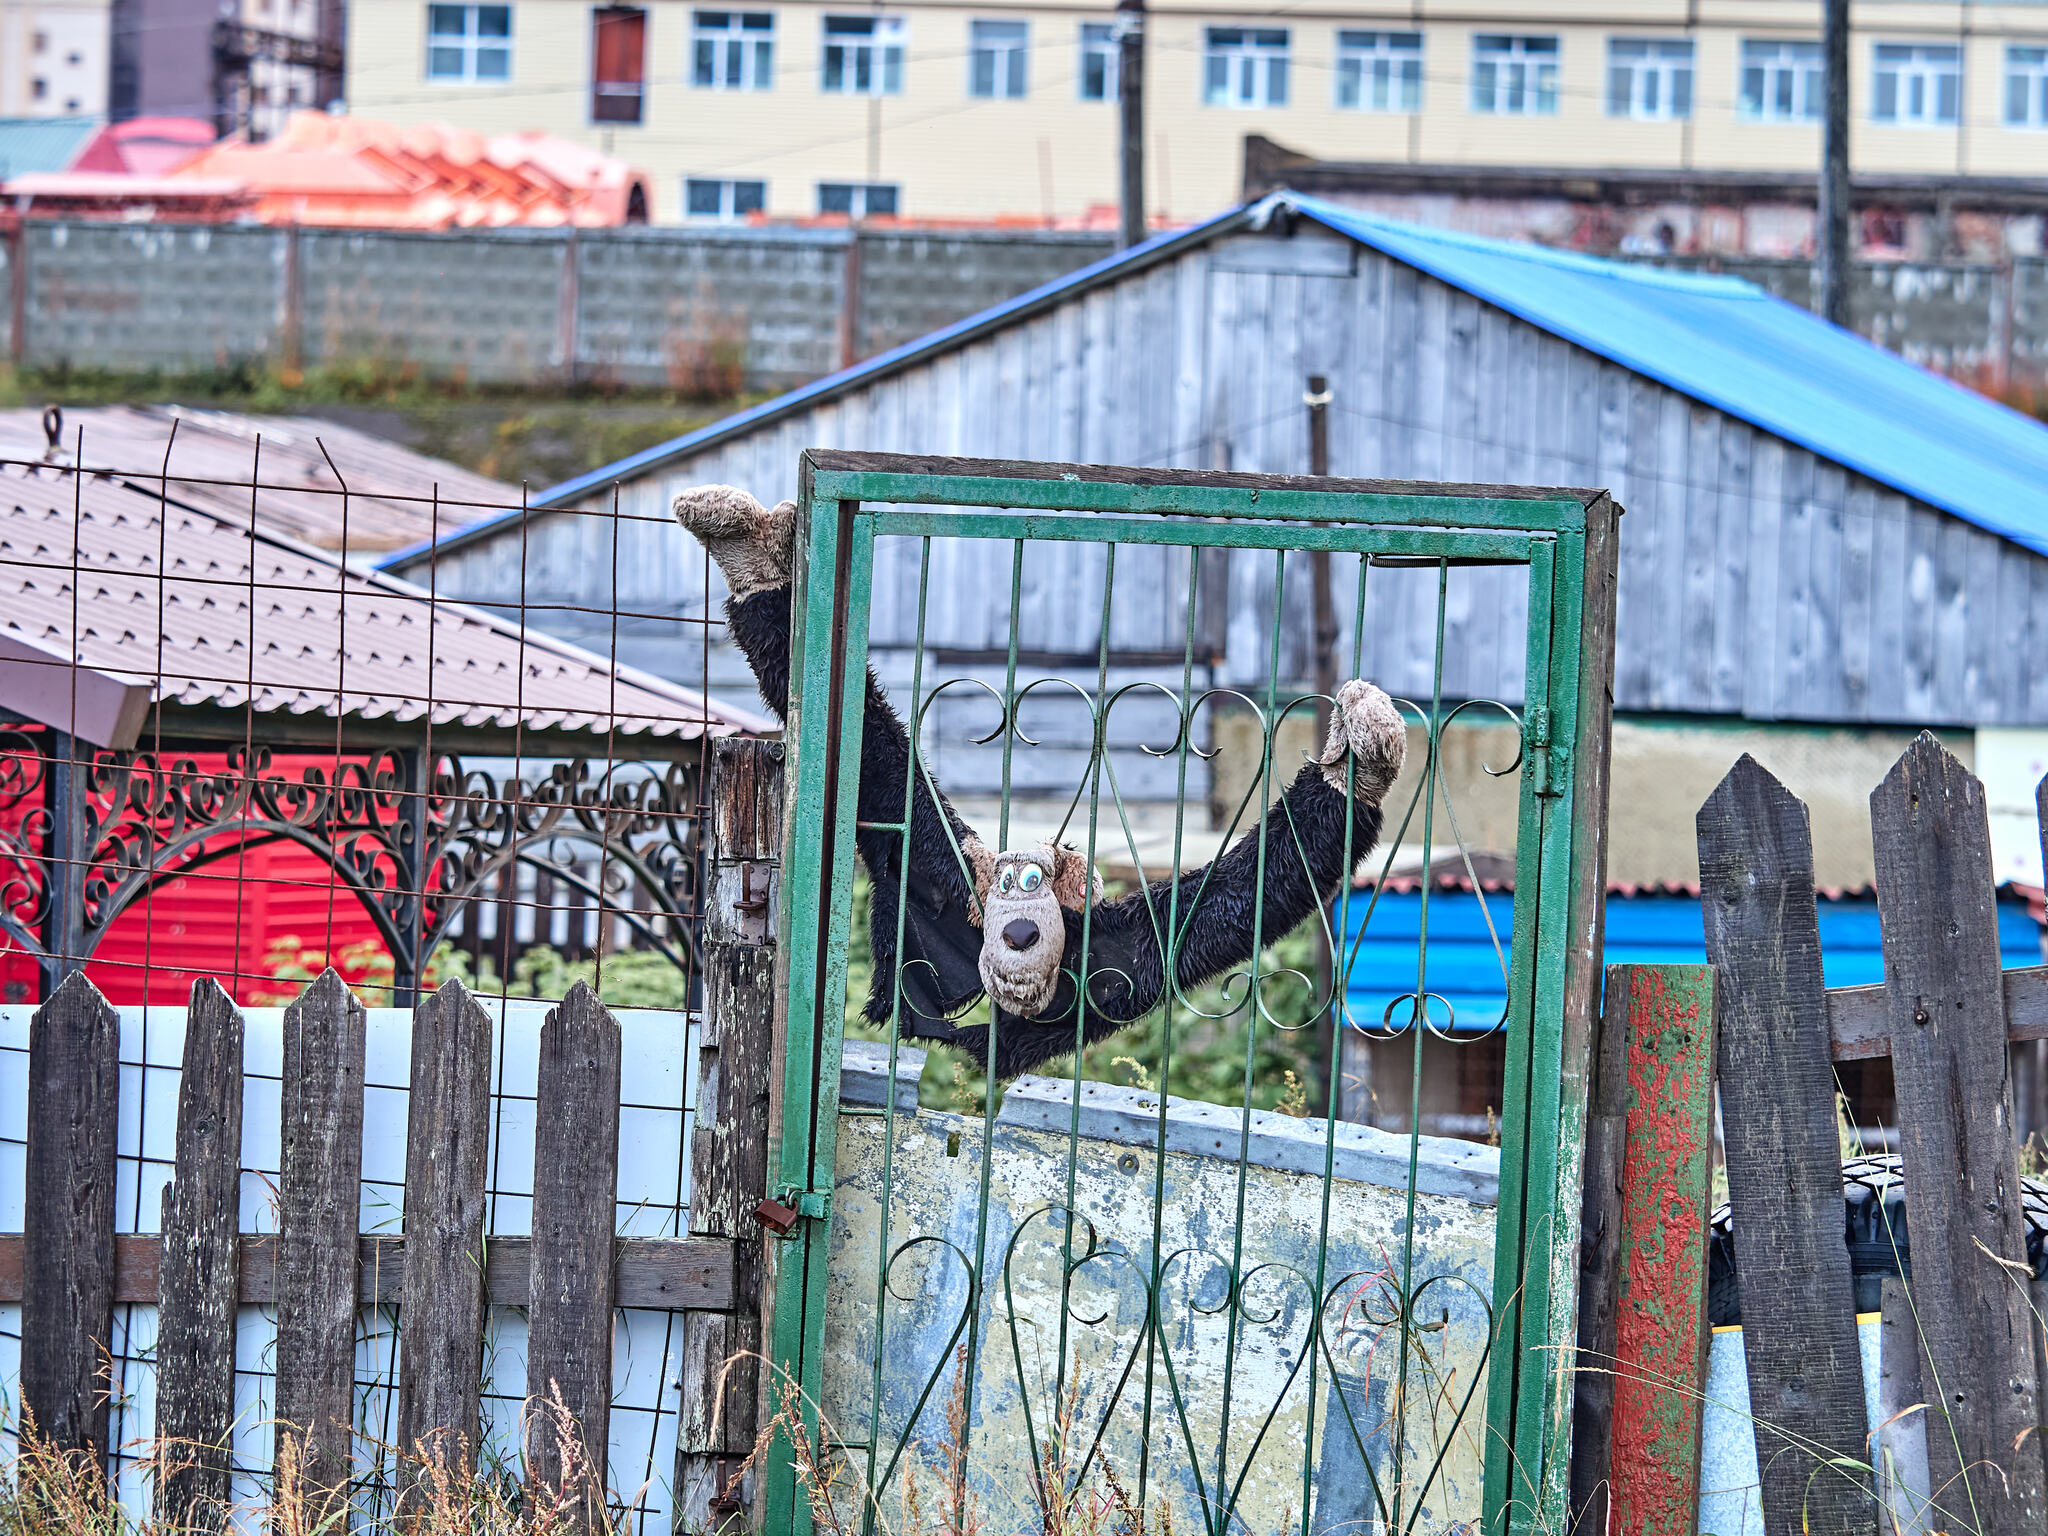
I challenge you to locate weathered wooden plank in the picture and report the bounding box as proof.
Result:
[1876,1278,1931,1536]
[1608,965,1716,1536]
[0,1233,731,1307]
[1827,964,2048,1058]
[1696,757,1872,1536]
[526,980,623,1525]
[680,736,784,1531]
[1568,969,1637,1533]
[1870,735,2046,1533]
[155,978,245,1531]
[396,978,494,1483]
[21,970,119,1464]
[272,967,368,1516]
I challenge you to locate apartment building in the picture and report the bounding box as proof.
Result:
[344,2,2048,225]
[0,0,108,116]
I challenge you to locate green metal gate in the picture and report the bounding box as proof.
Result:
[762,453,1615,1536]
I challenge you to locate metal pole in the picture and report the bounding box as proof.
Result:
[1306,375,1342,1119]
[1818,0,1852,327]
[41,730,87,999]
[1116,0,1145,248]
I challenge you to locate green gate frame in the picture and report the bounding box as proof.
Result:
[758,451,1619,1536]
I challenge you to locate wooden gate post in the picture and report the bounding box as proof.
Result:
[676,736,783,1531]
[1870,735,2046,1534]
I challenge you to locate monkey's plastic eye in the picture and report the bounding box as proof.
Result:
[998,869,1015,894]
[1018,865,1044,892]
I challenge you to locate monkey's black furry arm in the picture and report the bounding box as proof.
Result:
[726,585,989,1032]
[951,768,1384,1079]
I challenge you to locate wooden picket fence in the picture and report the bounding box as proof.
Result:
[1576,733,2048,1536]
[1,735,786,1533]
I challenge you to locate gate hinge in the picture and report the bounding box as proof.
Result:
[1526,707,1568,797]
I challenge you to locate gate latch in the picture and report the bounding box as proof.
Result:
[1526,707,1567,797]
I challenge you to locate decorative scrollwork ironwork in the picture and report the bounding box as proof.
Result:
[0,728,704,984]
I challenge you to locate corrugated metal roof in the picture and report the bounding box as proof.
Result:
[1286,193,2048,560]
[0,116,102,178]
[0,460,768,740]
[406,190,2048,569]
[0,404,521,554]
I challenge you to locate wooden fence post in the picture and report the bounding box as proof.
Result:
[155,978,245,1531]
[678,736,783,1531]
[526,979,623,1530]
[1696,756,1872,1536]
[396,978,494,1489]
[1569,969,1635,1533]
[21,969,118,1465]
[1606,963,1716,1536]
[273,967,368,1520]
[1869,734,2046,1534]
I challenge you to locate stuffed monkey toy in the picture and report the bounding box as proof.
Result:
[676,485,1407,1080]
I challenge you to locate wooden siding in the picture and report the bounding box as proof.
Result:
[405,225,2048,731]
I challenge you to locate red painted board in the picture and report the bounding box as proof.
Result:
[1610,964,1717,1536]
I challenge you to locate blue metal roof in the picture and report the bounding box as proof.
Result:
[1288,193,2048,560]
[0,116,101,179]
[1342,891,2044,1033]
[386,189,2048,569]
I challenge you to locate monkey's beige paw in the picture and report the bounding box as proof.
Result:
[1317,679,1407,801]
[671,484,796,601]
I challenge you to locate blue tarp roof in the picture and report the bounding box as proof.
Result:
[388,190,2048,568]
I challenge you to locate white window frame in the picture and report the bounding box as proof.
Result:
[426,2,512,83]
[1079,20,1118,101]
[691,11,773,91]
[684,176,766,220]
[1203,27,1288,109]
[2006,43,2048,127]
[969,18,1027,98]
[1873,41,1961,126]
[817,181,899,218]
[1471,34,1558,116]
[1738,38,1823,121]
[821,14,904,95]
[1607,37,1692,120]
[1335,30,1420,113]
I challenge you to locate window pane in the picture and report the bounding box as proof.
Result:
[819,183,852,212]
[686,178,724,214]
[428,44,464,74]
[882,45,900,90]
[971,50,992,94]
[1875,73,1896,118]
[866,184,897,215]
[733,180,765,214]
[477,5,508,35]
[753,39,771,80]
[822,45,842,87]
[1266,55,1286,105]
[1607,63,1628,114]
[1672,67,1691,117]
[428,4,465,36]
[1205,52,1226,101]
[1938,74,1958,121]
[825,16,870,33]
[475,44,508,75]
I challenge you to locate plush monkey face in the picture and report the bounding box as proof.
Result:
[977,848,1067,1017]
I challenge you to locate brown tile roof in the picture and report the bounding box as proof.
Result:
[0,459,768,744]
[0,404,520,554]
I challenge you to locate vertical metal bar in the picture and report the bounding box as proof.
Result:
[40,728,86,998]
[1482,537,1557,1531]
[391,745,426,1008]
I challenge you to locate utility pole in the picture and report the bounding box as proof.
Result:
[1818,0,1852,327]
[1116,0,1145,248]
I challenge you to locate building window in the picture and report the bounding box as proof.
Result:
[1204,28,1288,108]
[1080,21,1118,100]
[31,29,45,50]
[426,3,512,82]
[1739,38,1822,120]
[822,15,903,94]
[969,18,1026,97]
[818,181,898,218]
[30,77,46,99]
[1873,42,1960,125]
[692,11,772,90]
[2006,45,2048,126]
[1335,30,1419,112]
[1471,34,1557,115]
[1607,38,1691,119]
[591,6,645,121]
[685,176,766,218]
